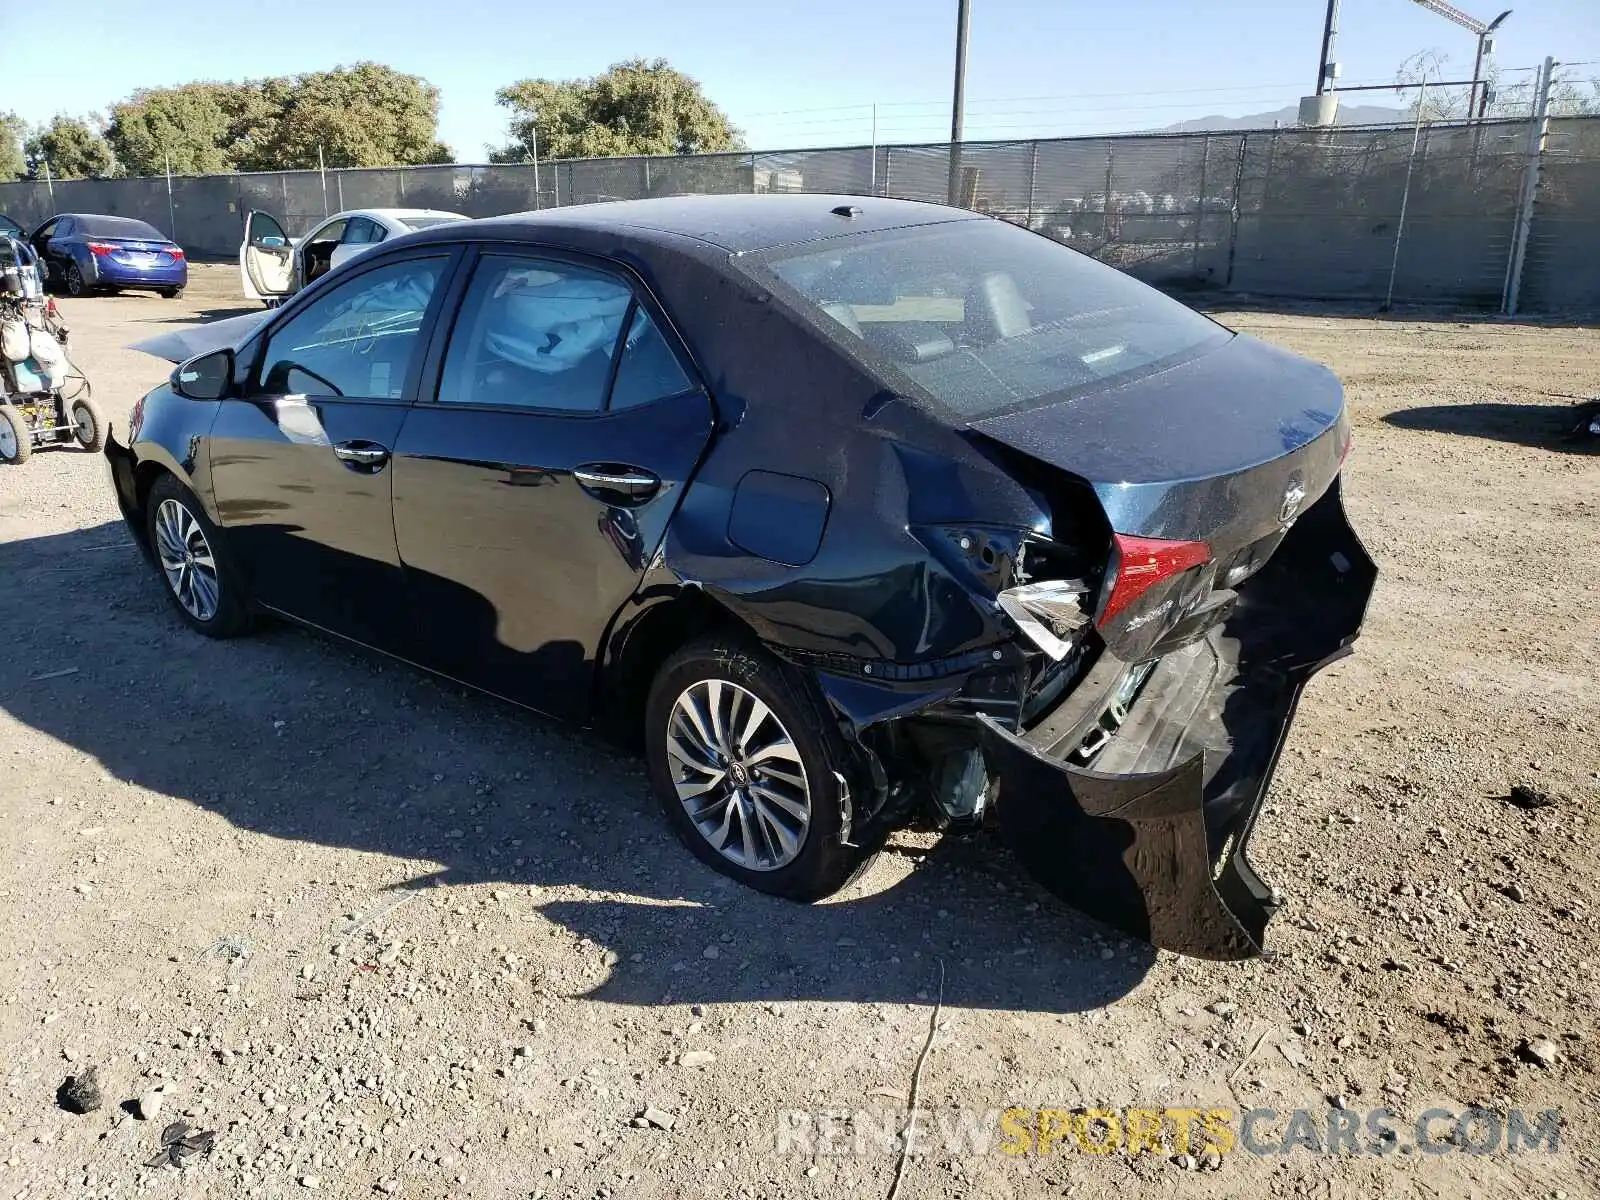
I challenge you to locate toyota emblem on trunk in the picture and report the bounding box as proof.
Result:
[1279,478,1307,524]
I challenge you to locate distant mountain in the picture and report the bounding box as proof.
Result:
[1156,103,1408,132]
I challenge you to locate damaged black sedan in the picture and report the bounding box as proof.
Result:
[107,195,1375,960]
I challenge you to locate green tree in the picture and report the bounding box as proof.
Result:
[493,58,741,161]
[0,112,26,181]
[24,116,116,180]
[246,64,451,170]
[107,83,241,176]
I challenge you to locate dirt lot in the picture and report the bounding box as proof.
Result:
[1,264,1596,1200]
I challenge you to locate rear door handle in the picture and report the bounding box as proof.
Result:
[573,465,660,503]
[333,440,390,471]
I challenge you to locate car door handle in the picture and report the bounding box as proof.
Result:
[573,465,660,503]
[332,440,390,471]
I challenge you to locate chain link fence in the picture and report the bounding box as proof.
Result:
[2,117,1597,312]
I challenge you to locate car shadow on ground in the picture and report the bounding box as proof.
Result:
[0,520,1157,1015]
[1382,399,1600,451]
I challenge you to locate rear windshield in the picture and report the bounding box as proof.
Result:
[399,215,465,231]
[76,215,167,240]
[752,218,1228,420]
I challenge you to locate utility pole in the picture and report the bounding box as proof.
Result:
[1315,0,1341,94]
[1469,11,1512,118]
[947,0,971,206]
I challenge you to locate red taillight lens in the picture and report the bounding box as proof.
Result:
[87,241,116,256]
[167,247,185,259]
[1098,533,1212,623]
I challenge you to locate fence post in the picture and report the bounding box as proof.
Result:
[1384,81,1430,311]
[165,154,177,242]
[1224,134,1248,289]
[1102,144,1115,249]
[883,147,893,199]
[1026,141,1039,227]
[1502,56,1554,316]
[336,172,344,212]
[1192,134,1211,273]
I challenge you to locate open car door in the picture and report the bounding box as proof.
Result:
[240,210,295,304]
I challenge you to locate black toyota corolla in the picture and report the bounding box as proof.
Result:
[107,195,1375,959]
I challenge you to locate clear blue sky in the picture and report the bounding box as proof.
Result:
[3,0,1597,156]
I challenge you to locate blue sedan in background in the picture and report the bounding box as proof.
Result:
[29,213,187,298]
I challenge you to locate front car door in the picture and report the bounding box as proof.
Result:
[30,217,65,284]
[240,210,294,302]
[208,249,459,648]
[390,248,714,717]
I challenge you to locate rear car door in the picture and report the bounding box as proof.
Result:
[209,249,459,648]
[390,248,714,718]
[240,210,295,301]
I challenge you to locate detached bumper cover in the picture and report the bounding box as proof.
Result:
[980,477,1377,960]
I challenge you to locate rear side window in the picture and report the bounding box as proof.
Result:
[608,306,694,410]
[751,219,1228,420]
[76,215,165,240]
[437,255,632,412]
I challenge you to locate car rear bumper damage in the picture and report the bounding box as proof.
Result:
[815,476,1376,960]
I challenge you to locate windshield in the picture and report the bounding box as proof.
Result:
[753,219,1229,420]
[399,215,466,231]
[76,215,168,240]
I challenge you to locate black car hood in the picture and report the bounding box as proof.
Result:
[967,333,1349,553]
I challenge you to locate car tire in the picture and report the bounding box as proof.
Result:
[144,475,251,638]
[644,633,879,901]
[69,396,106,453]
[0,406,31,465]
[159,287,183,299]
[64,262,89,297]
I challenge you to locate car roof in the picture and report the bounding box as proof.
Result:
[421,194,982,254]
[361,208,465,220]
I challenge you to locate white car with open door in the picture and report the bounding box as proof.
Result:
[239,207,468,305]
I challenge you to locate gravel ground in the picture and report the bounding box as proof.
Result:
[1,265,1596,1200]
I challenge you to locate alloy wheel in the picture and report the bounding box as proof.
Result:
[153,498,221,622]
[0,417,16,461]
[666,678,811,871]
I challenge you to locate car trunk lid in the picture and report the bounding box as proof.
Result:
[966,333,1350,660]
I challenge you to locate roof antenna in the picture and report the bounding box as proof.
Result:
[830,204,863,218]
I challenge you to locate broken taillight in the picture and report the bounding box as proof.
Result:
[1097,533,1211,623]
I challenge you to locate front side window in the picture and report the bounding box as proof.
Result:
[437,255,632,412]
[255,257,445,400]
[249,212,288,246]
[749,218,1229,420]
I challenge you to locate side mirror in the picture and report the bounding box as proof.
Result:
[172,348,235,400]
